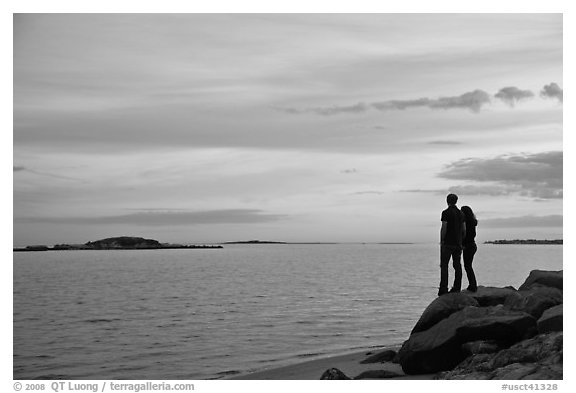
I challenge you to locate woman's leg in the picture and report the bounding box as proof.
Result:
[463,243,478,291]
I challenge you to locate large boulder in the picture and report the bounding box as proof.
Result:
[456,305,538,343]
[537,304,563,334]
[519,270,562,291]
[411,287,521,335]
[320,368,351,380]
[398,305,536,375]
[505,287,562,319]
[467,286,519,307]
[439,332,562,380]
[411,293,479,334]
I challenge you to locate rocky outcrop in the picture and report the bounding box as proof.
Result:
[537,304,562,334]
[461,340,504,357]
[505,286,563,319]
[411,293,479,334]
[467,286,519,307]
[438,331,562,380]
[320,368,351,380]
[411,286,521,335]
[519,270,562,291]
[319,365,403,380]
[398,305,537,374]
[319,270,562,380]
[398,270,562,378]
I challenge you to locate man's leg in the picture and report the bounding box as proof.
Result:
[451,247,463,291]
[439,245,450,295]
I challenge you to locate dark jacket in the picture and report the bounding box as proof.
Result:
[441,205,465,247]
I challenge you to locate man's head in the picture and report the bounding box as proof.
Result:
[446,193,458,206]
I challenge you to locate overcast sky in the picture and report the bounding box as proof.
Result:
[13,13,563,246]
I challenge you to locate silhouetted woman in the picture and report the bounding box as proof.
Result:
[461,206,478,292]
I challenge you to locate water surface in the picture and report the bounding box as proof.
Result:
[13,243,562,379]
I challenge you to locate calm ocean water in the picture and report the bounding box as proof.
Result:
[13,243,562,380]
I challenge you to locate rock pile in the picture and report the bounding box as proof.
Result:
[320,270,562,380]
[437,331,562,379]
[398,270,562,379]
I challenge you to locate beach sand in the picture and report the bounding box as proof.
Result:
[229,347,436,380]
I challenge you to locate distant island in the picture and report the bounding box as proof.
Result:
[13,236,223,252]
[222,240,413,245]
[484,239,563,245]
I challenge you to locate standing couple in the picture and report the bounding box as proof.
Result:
[439,193,478,296]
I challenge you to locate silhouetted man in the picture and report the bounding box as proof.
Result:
[439,193,466,296]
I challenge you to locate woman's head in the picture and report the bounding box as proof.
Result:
[461,205,477,223]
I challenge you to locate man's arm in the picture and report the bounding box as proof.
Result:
[440,221,447,244]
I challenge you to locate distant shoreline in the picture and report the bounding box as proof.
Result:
[16,239,562,251]
[13,236,223,252]
[13,240,419,251]
[484,239,562,245]
[13,245,223,252]
[223,240,414,245]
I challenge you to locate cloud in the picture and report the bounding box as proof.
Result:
[400,185,513,197]
[447,184,519,197]
[17,209,287,226]
[280,102,369,116]
[494,86,534,106]
[341,168,358,174]
[14,166,26,172]
[372,90,492,113]
[540,82,563,102]
[438,151,562,199]
[282,89,493,116]
[428,90,492,112]
[480,215,562,228]
[371,98,432,111]
[313,102,370,116]
[280,82,564,117]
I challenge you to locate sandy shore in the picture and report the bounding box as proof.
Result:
[229,347,436,380]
